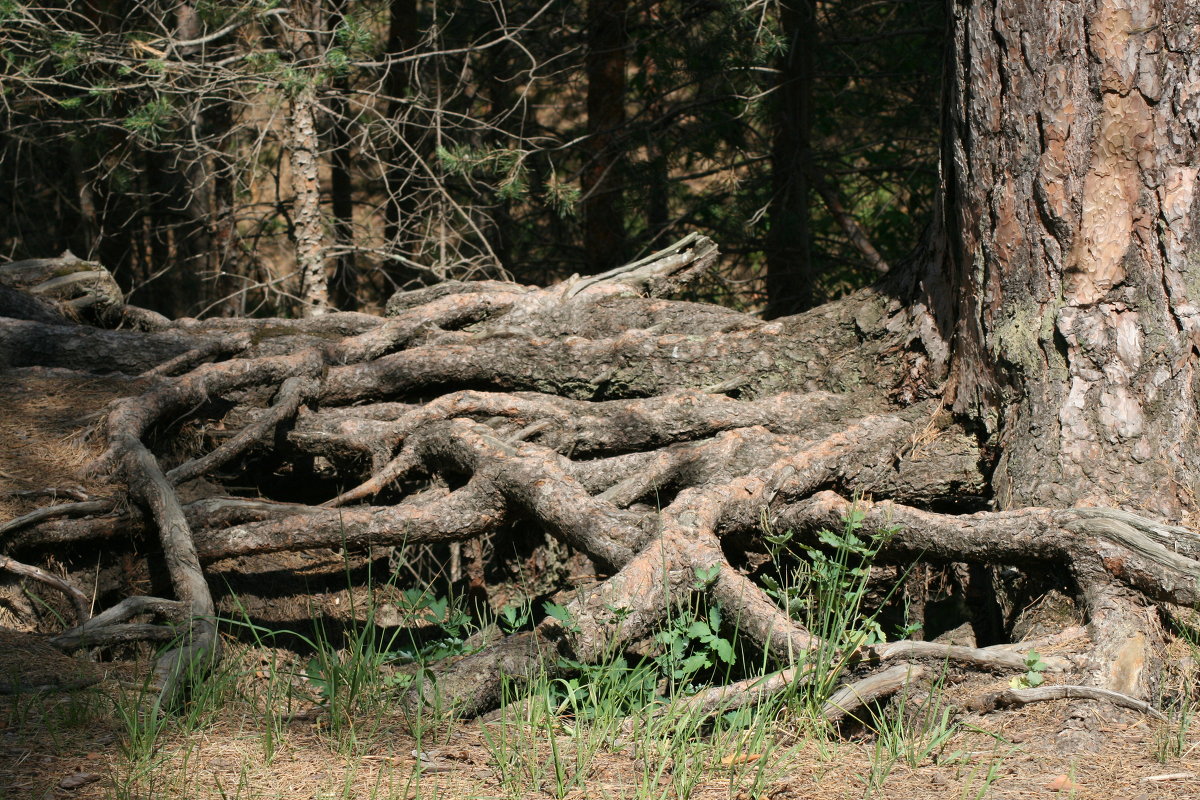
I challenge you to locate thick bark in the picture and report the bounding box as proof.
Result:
[0,318,196,372]
[901,0,1200,705]
[937,0,1200,518]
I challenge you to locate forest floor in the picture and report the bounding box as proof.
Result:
[3,372,1200,800]
[2,647,1200,800]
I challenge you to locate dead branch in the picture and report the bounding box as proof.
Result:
[0,553,90,623]
[970,685,1167,721]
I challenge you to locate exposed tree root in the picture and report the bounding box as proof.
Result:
[821,664,927,723]
[0,553,90,623]
[121,438,219,709]
[50,596,185,651]
[969,685,1168,722]
[2,235,1197,727]
[646,663,930,724]
[0,500,113,539]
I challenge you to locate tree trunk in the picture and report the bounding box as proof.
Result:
[582,0,628,273]
[289,83,331,317]
[935,0,1200,519]
[329,99,356,312]
[766,0,816,317]
[895,0,1200,702]
[382,0,418,260]
[287,1,332,317]
[328,0,358,318]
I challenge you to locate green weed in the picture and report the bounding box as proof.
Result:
[760,503,903,711]
[1008,649,1048,689]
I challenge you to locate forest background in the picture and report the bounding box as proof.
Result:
[0,0,941,318]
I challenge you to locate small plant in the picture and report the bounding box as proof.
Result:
[693,564,721,589]
[763,507,894,649]
[958,741,1020,800]
[543,600,581,634]
[109,683,168,763]
[383,588,479,665]
[483,674,589,800]
[874,685,957,767]
[498,599,532,633]
[1153,701,1195,762]
[1009,650,1048,689]
[654,601,736,687]
[761,503,901,708]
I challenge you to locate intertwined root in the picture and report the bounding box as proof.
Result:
[2,236,1192,720]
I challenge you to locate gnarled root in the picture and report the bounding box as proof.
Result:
[2,235,1197,726]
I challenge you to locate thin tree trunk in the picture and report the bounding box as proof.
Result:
[289,84,330,317]
[582,0,628,274]
[154,1,213,318]
[327,0,356,312]
[383,0,418,257]
[484,42,516,272]
[178,0,240,317]
[766,0,816,317]
[329,94,356,311]
[206,100,241,317]
[287,0,331,317]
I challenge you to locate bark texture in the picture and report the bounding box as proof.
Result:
[938,0,1200,518]
[286,0,332,316]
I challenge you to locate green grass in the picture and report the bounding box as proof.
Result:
[6,505,1014,800]
[758,504,911,713]
[859,670,958,793]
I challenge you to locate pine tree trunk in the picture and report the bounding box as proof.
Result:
[937,0,1200,519]
[906,0,1200,704]
[767,0,816,317]
[287,0,331,317]
[289,84,331,317]
[383,0,418,257]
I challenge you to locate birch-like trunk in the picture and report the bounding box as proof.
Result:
[289,82,330,317]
